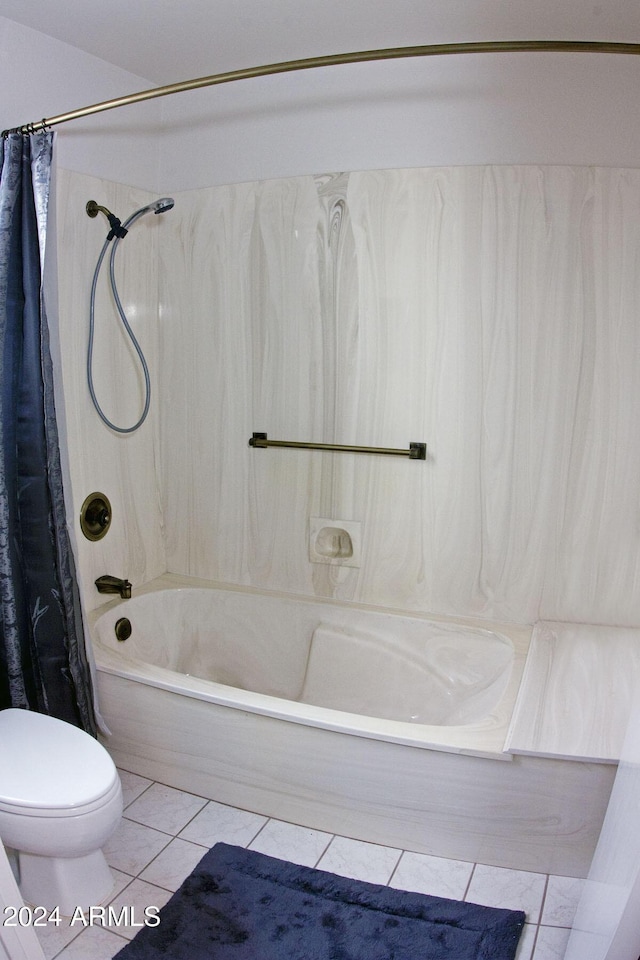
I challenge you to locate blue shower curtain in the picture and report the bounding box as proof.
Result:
[0,131,96,735]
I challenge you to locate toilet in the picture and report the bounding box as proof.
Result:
[0,708,122,916]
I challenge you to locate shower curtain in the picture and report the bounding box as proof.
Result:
[0,131,96,735]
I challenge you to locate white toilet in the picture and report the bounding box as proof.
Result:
[0,708,122,915]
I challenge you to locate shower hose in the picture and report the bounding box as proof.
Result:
[87,213,151,434]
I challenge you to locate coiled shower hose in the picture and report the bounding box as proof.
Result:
[87,208,153,434]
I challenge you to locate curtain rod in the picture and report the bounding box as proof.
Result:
[4,39,640,136]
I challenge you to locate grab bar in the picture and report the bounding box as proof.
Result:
[249,433,427,460]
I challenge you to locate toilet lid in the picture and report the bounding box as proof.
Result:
[0,708,117,810]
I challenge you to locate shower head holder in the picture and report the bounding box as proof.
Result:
[86,200,128,239]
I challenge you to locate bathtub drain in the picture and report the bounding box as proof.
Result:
[115,618,132,642]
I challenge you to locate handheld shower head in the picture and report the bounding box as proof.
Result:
[121,197,175,229]
[87,197,175,236]
[152,197,175,214]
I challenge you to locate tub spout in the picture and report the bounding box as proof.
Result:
[95,575,132,599]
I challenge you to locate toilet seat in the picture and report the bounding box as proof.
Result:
[0,708,118,812]
[0,776,121,819]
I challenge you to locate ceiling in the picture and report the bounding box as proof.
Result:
[1,0,640,85]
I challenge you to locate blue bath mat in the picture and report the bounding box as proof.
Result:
[114,842,525,959]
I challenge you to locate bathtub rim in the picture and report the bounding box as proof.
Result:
[88,573,532,761]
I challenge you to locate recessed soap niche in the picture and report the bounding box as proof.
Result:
[309,518,361,568]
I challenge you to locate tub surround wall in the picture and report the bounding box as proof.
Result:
[157,165,640,627]
[54,163,640,626]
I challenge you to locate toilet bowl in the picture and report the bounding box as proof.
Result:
[0,708,122,915]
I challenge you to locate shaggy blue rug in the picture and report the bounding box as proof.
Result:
[114,842,525,959]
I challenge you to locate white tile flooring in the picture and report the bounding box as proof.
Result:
[33,768,582,960]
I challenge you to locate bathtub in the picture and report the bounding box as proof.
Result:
[90,574,614,878]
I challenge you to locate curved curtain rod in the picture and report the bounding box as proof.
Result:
[4,39,640,136]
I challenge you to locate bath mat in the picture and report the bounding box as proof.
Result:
[114,842,525,960]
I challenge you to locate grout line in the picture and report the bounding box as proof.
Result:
[462,861,477,901]
[528,921,541,960]
[319,835,337,862]
[522,873,548,957]
[537,874,550,926]
[313,835,335,868]
[49,928,83,960]
[127,849,175,892]
[122,781,155,810]
[172,798,210,838]
[247,817,270,848]
[387,849,404,887]
[386,849,404,886]
[120,813,177,842]
[117,768,155,806]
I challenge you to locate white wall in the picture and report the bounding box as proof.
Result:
[0,17,162,190]
[156,49,640,190]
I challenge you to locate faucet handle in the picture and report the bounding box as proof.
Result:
[80,493,112,541]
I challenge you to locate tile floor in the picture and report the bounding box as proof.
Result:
[33,769,582,960]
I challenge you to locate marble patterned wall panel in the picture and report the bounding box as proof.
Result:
[469,165,600,622]
[538,168,640,625]
[158,179,325,591]
[341,168,484,612]
[159,165,640,626]
[345,165,640,624]
[56,169,166,610]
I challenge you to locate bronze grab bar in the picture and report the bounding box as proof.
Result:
[249,433,426,459]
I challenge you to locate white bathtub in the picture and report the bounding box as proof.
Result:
[91,574,614,877]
